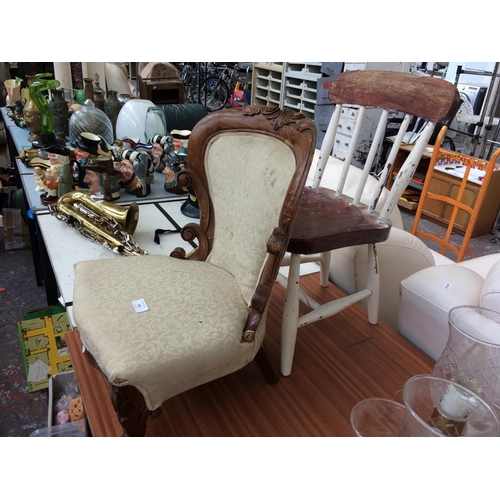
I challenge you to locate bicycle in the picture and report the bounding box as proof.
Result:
[197,63,237,112]
[177,63,244,112]
[176,63,199,103]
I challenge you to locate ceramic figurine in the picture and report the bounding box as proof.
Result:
[73,132,101,189]
[94,136,121,199]
[33,166,46,191]
[83,157,119,201]
[116,156,151,198]
[162,150,188,194]
[37,143,72,204]
[150,134,171,172]
[122,149,152,198]
[50,149,73,198]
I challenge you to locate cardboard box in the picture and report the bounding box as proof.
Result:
[18,306,73,392]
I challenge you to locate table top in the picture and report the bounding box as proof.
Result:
[37,199,199,324]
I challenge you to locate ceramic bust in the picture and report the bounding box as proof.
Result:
[73,132,101,189]
[38,144,72,204]
[121,149,152,198]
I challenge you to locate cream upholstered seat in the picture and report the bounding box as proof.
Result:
[73,105,316,436]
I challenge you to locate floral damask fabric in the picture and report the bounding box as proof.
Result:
[74,255,257,411]
[73,130,296,411]
[204,133,295,304]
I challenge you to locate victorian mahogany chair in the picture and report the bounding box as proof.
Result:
[279,70,461,376]
[72,105,316,436]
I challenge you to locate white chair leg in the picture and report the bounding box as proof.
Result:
[281,252,301,376]
[365,243,379,325]
[319,251,332,287]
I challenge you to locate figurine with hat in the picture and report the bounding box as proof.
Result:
[83,156,120,201]
[73,132,101,189]
[37,142,72,205]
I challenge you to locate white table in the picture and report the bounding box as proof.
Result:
[1,106,190,304]
[37,199,199,327]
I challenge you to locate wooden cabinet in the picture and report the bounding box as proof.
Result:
[422,168,500,237]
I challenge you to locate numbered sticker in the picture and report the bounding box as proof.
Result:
[132,298,149,313]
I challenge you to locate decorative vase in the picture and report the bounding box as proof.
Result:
[432,306,500,416]
[4,78,21,107]
[74,89,86,105]
[49,89,70,140]
[23,75,41,142]
[93,89,105,112]
[104,90,122,139]
[84,77,94,102]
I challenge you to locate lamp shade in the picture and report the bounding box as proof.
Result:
[115,98,155,141]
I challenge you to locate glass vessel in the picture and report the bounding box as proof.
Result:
[351,375,500,437]
[69,101,114,147]
[351,398,406,437]
[144,106,167,143]
[399,374,499,437]
[432,306,500,416]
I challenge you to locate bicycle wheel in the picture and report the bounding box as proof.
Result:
[184,70,199,103]
[199,76,229,112]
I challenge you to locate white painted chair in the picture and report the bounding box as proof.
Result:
[278,70,461,376]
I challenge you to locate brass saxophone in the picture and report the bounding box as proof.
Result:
[48,191,148,256]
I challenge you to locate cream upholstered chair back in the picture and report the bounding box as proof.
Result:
[176,105,317,308]
[204,132,297,303]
